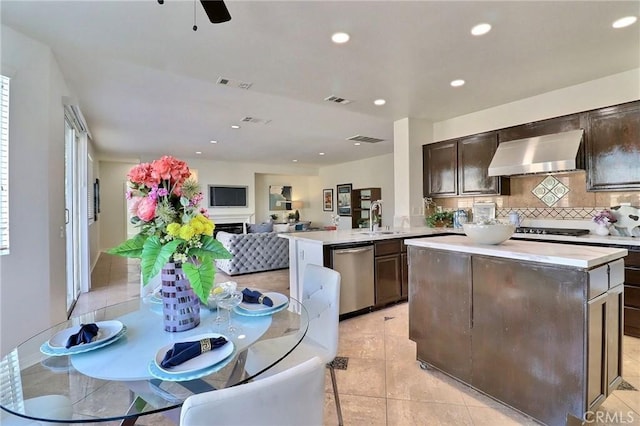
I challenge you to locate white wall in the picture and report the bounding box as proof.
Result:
[255,173,320,224]
[99,161,137,251]
[433,68,640,141]
[318,154,395,229]
[1,26,70,354]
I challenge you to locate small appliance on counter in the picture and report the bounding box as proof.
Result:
[472,202,496,222]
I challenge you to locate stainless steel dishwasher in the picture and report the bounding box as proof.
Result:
[331,243,375,315]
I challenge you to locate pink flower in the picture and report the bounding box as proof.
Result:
[136,197,157,222]
[128,196,142,215]
[127,163,157,187]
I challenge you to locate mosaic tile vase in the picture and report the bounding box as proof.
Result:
[161,261,200,332]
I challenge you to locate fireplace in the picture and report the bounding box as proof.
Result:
[213,222,244,237]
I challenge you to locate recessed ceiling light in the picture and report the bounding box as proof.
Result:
[292,159,298,162]
[471,23,492,36]
[331,32,350,44]
[210,140,217,144]
[373,99,386,106]
[319,152,325,156]
[613,16,637,28]
[231,125,240,129]
[195,151,202,155]
[450,79,465,87]
[354,142,361,146]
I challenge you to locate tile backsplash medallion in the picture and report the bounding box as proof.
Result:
[435,171,640,221]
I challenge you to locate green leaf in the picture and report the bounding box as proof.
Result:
[180,196,190,207]
[106,234,147,258]
[140,236,182,285]
[189,235,232,259]
[183,258,215,304]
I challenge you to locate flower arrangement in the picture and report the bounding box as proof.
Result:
[107,156,231,303]
[592,209,618,226]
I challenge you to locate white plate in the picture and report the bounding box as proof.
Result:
[238,291,288,313]
[48,320,124,350]
[154,333,234,375]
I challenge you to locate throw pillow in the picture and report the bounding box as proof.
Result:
[247,222,273,233]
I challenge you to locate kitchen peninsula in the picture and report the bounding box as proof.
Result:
[405,235,627,425]
[280,228,453,316]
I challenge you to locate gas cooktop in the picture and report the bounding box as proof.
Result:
[515,227,590,236]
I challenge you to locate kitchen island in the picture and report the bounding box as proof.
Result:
[405,235,628,426]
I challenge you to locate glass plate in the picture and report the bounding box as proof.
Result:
[154,333,234,375]
[237,292,288,313]
[234,300,289,317]
[40,325,128,356]
[48,320,124,349]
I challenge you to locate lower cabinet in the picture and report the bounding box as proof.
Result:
[374,239,402,306]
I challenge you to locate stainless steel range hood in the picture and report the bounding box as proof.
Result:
[488,129,584,176]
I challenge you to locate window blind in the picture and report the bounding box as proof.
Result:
[0,75,10,255]
[0,349,25,412]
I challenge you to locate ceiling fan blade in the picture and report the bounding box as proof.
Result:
[200,0,231,24]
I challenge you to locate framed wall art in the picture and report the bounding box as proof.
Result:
[336,183,352,216]
[269,185,292,211]
[323,188,333,211]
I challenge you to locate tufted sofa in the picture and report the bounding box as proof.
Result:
[215,231,289,275]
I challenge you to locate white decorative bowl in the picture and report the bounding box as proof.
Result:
[462,223,515,245]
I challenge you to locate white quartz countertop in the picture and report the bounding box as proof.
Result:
[278,226,640,248]
[277,227,451,245]
[405,235,628,268]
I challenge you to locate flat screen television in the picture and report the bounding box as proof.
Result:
[208,185,248,208]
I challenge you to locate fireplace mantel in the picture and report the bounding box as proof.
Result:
[209,212,255,224]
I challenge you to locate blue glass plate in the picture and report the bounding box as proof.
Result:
[40,325,128,356]
[233,300,289,317]
[148,348,237,382]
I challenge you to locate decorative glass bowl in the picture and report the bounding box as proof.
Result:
[462,222,515,245]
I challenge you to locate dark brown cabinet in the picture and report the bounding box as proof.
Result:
[458,132,510,196]
[423,140,457,197]
[374,239,402,306]
[423,131,509,197]
[623,248,640,337]
[586,101,640,191]
[401,245,408,298]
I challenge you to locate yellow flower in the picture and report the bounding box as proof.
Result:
[190,219,204,235]
[166,223,181,236]
[179,224,196,240]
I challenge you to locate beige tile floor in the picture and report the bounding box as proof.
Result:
[76,254,640,426]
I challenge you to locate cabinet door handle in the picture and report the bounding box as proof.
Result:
[335,247,373,255]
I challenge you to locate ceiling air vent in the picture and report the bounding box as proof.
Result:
[324,95,353,105]
[241,116,271,125]
[347,135,385,144]
[216,77,253,90]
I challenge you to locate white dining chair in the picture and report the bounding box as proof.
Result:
[1,350,73,426]
[244,264,343,425]
[179,356,325,426]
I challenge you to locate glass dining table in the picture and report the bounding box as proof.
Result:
[0,293,308,424]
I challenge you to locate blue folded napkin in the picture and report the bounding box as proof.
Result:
[241,288,273,307]
[160,336,228,368]
[66,323,99,349]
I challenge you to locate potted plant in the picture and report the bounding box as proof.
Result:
[287,212,296,223]
[357,218,369,228]
[269,213,279,223]
[425,211,454,228]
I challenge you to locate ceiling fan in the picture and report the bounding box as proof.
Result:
[158,0,231,29]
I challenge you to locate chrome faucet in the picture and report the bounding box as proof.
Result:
[370,200,383,232]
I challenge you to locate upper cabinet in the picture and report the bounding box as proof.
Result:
[423,140,457,197]
[423,131,509,198]
[586,101,640,191]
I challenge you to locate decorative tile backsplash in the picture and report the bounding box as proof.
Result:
[433,171,640,221]
[531,176,570,207]
[496,207,605,221]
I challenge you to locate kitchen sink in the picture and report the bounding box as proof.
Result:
[354,230,401,235]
